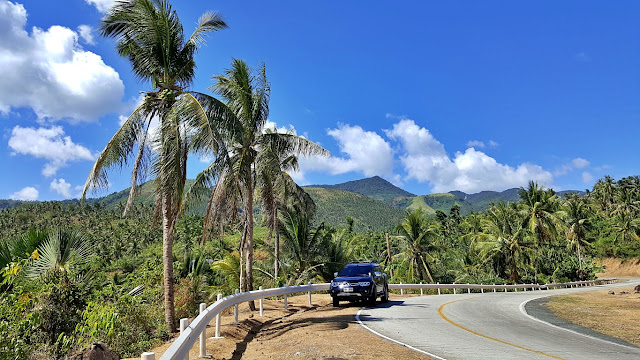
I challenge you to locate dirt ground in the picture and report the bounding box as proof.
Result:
[547,283,640,346]
[129,293,430,360]
[596,258,640,277]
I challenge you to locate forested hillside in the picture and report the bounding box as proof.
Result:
[308,176,415,204]
[303,187,405,231]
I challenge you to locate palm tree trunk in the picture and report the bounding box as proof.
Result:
[246,182,256,310]
[239,224,247,292]
[162,194,176,332]
[577,240,583,271]
[274,207,279,280]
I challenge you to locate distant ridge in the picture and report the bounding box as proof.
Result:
[307,176,415,205]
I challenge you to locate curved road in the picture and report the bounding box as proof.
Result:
[358,280,640,360]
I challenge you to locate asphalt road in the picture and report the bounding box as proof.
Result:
[357,280,640,360]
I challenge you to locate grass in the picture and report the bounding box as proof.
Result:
[547,286,640,346]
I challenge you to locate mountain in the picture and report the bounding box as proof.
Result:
[307,176,415,205]
[303,187,404,232]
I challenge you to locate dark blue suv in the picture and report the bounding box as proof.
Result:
[330,261,388,307]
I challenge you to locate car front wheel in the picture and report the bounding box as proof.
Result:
[332,297,339,307]
[381,285,389,302]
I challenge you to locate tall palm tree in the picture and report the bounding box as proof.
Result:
[394,209,439,282]
[256,128,317,280]
[518,181,560,283]
[187,60,328,307]
[81,0,227,331]
[560,194,592,274]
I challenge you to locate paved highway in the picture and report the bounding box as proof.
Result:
[358,280,640,360]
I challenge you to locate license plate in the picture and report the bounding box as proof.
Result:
[343,287,353,292]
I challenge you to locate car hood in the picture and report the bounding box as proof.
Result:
[332,276,372,283]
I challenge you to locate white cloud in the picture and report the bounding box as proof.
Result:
[554,157,591,176]
[488,140,499,147]
[572,158,590,169]
[582,171,594,184]
[466,140,485,148]
[10,186,38,201]
[50,178,72,198]
[84,0,115,13]
[77,24,95,45]
[8,125,95,176]
[263,120,296,134]
[0,1,124,121]
[299,124,395,178]
[386,118,553,193]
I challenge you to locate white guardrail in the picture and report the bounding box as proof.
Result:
[141,278,617,360]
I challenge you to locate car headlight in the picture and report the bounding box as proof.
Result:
[358,282,370,287]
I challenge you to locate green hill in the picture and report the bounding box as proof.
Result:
[308,176,415,205]
[303,187,404,232]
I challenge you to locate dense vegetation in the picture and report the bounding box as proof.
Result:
[304,187,405,231]
[1,1,638,358]
[2,175,639,358]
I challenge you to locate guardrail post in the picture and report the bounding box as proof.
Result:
[199,303,208,358]
[259,286,264,316]
[514,286,518,292]
[480,283,484,293]
[214,293,222,338]
[308,281,313,306]
[234,289,240,323]
[523,285,527,292]
[437,282,441,295]
[467,283,471,294]
[284,285,289,310]
[493,284,496,293]
[141,352,155,360]
[420,282,423,296]
[400,282,404,296]
[180,318,189,360]
[453,282,456,295]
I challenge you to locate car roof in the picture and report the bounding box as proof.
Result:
[344,263,377,267]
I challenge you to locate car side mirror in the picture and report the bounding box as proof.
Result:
[334,272,338,278]
[374,271,382,277]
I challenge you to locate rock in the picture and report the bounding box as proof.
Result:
[72,342,119,360]
[635,284,640,293]
[619,291,629,295]
[608,291,615,295]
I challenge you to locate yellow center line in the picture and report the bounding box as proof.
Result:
[437,298,566,360]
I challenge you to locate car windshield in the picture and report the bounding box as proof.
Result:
[340,266,372,277]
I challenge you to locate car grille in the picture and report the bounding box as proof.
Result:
[349,282,360,287]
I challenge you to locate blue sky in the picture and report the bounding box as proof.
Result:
[1,0,639,201]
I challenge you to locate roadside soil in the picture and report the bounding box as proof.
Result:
[596,258,640,277]
[129,293,430,360]
[547,284,640,347]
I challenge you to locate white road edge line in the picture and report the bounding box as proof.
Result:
[356,307,447,360]
[518,296,638,350]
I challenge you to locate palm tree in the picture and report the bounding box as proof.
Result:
[518,181,560,283]
[188,60,327,307]
[476,202,532,283]
[81,0,227,331]
[27,228,92,278]
[256,128,318,280]
[592,176,616,213]
[612,212,640,244]
[560,194,592,275]
[394,209,439,283]
[278,207,328,284]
